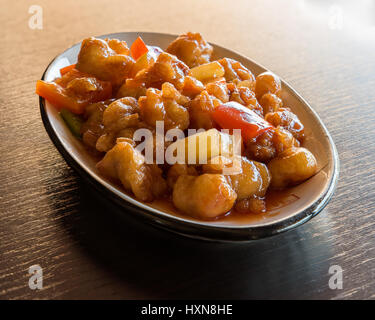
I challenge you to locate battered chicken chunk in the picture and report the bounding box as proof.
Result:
[227,83,263,116]
[96,140,167,201]
[245,126,299,162]
[166,32,213,68]
[105,38,131,55]
[167,164,198,189]
[259,93,283,115]
[265,108,305,141]
[218,58,256,88]
[172,174,237,219]
[203,156,270,200]
[181,76,205,98]
[117,78,147,99]
[267,147,317,189]
[205,157,271,214]
[189,90,222,130]
[102,97,139,132]
[245,130,276,163]
[272,126,300,153]
[80,100,113,148]
[228,157,271,200]
[255,71,282,100]
[96,97,140,152]
[135,52,189,90]
[76,37,134,86]
[205,79,229,103]
[139,83,190,131]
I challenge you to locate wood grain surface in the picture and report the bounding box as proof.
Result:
[1,0,375,299]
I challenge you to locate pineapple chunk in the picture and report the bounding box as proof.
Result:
[189,61,225,83]
[167,128,236,164]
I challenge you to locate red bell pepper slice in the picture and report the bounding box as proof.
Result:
[212,101,273,140]
[130,36,148,60]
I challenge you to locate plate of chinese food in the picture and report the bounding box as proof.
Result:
[37,32,339,241]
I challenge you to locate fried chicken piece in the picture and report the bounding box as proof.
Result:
[167,164,198,189]
[135,52,189,90]
[117,78,147,99]
[188,90,222,130]
[259,93,283,115]
[105,38,131,55]
[218,58,256,88]
[81,100,113,148]
[265,108,305,141]
[166,32,213,68]
[245,126,300,162]
[228,157,271,200]
[205,79,229,103]
[96,97,140,152]
[139,83,190,131]
[202,156,271,214]
[227,83,263,116]
[102,97,139,132]
[255,71,281,100]
[181,76,205,98]
[245,130,276,163]
[272,126,300,154]
[267,147,317,189]
[76,37,134,86]
[96,140,167,201]
[172,174,237,219]
[203,156,270,200]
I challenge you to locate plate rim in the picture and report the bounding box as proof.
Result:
[39,31,340,241]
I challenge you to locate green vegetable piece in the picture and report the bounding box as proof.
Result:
[60,108,83,138]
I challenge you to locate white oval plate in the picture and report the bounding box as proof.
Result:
[39,32,339,241]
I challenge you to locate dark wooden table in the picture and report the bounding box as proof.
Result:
[1,0,375,299]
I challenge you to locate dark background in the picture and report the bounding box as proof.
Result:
[1,0,374,299]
